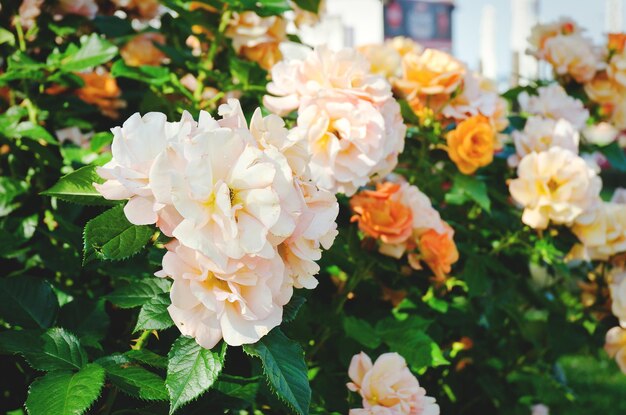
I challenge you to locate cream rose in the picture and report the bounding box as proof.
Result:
[509,147,602,229]
[519,84,589,130]
[543,34,598,83]
[358,43,403,79]
[608,51,626,88]
[508,117,579,167]
[347,352,440,415]
[226,11,286,70]
[605,326,626,374]
[609,269,626,327]
[571,202,626,260]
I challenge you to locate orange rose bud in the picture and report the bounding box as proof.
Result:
[446,115,497,175]
[561,22,575,35]
[418,224,459,280]
[350,182,413,245]
[76,72,125,118]
[120,33,166,67]
[608,33,626,54]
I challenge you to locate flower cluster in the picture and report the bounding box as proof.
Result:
[350,181,458,280]
[347,352,440,415]
[95,100,338,348]
[264,46,406,196]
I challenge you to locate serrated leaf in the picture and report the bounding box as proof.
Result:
[83,205,154,262]
[61,34,118,72]
[0,328,88,371]
[106,278,171,309]
[58,299,110,348]
[166,336,225,414]
[0,276,58,329]
[134,293,173,332]
[214,374,261,403]
[125,349,167,369]
[97,354,168,401]
[342,316,381,349]
[25,364,105,415]
[42,165,115,206]
[243,329,311,415]
[283,295,306,323]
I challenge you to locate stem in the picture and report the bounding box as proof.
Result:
[23,98,37,124]
[131,330,151,351]
[14,18,26,52]
[100,387,118,415]
[205,8,232,71]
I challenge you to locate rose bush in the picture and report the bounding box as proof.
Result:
[0,2,626,415]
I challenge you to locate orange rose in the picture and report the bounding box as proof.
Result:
[446,115,497,175]
[76,72,125,118]
[394,49,465,98]
[350,182,413,244]
[416,224,459,280]
[120,33,166,67]
[585,71,621,104]
[609,33,626,54]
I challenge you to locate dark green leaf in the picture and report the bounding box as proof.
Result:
[58,299,109,348]
[97,354,168,401]
[83,205,154,262]
[283,295,306,323]
[134,293,173,332]
[166,337,225,414]
[600,141,626,172]
[445,174,491,213]
[125,349,168,369]
[239,0,292,16]
[293,0,321,13]
[243,329,310,415]
[343,316,381,349]
[0,276,58,329]
[0,177,28,217]
[25,364,105,415]
[111,60,171,85]
[42,165,115,206]
[106,278,171,309]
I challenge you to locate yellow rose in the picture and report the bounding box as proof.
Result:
[446,115,497,175]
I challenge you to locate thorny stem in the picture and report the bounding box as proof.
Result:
[131,329,152,351]
[204,8,233,72]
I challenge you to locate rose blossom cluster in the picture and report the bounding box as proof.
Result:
[350,181,458,280]
[94,99,338,349]
[359,40,508,175]
[347,352,440,415]
[263,46,406,196]
[606,267,626,374]
[528,18,599,83]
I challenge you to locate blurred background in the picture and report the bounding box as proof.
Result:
[300,0,623,88]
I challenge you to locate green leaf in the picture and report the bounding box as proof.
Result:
[58,299,109,348]
[61,34,118,72]
[106,278,171,309]
[0,276,58,329]
[0,177,28,217]
[125,349,168,369]
[214,374,261,403]
[343,316,381,349]
[25,364,105,415]
[445,174,491,213]
[239,0,292,16]
[243,329,311,415]
[111,60,171,85]
[97,354,168,401]
[0,328,88,371]
[166,336,225,414]
[14,122,57,145]
[83,205,154,262]
[42,165,115,206]
[283,295,306,323]
[399,99,421,125]
[0,27,15,46]
[134,293,173,332]
[293,0,321,12]
[600,141,626,172]
[462,256,491,297]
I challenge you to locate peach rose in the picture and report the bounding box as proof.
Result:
[508,117,579,167]
[75,71,125,118]
[417,224,459,280]
[350,182,413,244]
[226,11,286,70]
[519,84,589,130]
[543,34,598,83]
[509,147,602,229]
[18,0,44,29]
[531,404,550,415]
[608,51,626,88]
[120,33,166,67]
[528,18,581,57]
[608,33,626,54]
[389,36,423,57]
[584,71,622,105]
[347,352,440,415]
[57,0,98,19]
[605,326,626,374]
[395,49,465,99]
[582,122,619,146]
[446,115,498,175]
[358,43,403,79]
